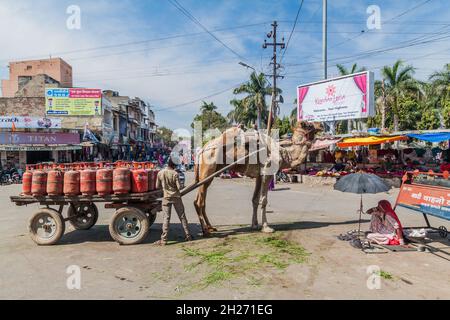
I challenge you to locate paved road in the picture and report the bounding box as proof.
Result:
[0,174,449,299]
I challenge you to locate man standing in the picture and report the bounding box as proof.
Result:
[155,158,192,245]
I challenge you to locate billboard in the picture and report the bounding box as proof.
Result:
[45,88,102,116]
[297,71,374,122]
[0,116,62,129]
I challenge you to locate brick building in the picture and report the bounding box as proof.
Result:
[1,58,72,97]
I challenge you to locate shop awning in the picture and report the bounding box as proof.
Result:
[337,135,407,148]
[310,137,343,151]
[407,132,450,143]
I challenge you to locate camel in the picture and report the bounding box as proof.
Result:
[193,121,322,237]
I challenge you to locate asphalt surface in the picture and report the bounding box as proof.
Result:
[0,173,449,299]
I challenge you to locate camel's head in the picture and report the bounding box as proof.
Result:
[291,121,322,145]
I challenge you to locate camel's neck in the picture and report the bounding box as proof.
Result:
[281,141,312,170]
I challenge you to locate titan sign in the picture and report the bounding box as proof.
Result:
[297,71,375,122]
[0,116,62,129]
[45,88,102,116]
[0,132,80,145]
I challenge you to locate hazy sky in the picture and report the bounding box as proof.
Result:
[0,0,449,130]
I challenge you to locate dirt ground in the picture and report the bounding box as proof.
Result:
[0,172,449,300]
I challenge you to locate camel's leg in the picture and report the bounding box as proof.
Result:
[251,175,262,230]
[200,180,217,232]
[260,175,275,233]
[194,186,211,237]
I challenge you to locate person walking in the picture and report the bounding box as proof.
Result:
[154,158,192,245]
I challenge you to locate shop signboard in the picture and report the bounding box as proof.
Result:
[45,88,102,116]
[0,132,80,145]
[0,116,62,129]
[396,183,450,220]
[297,71,375,122]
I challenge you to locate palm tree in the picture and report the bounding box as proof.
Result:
[429,63,450,112]
[381,60,417,131]
[232,72,279,129]
[227,98,257,127]
[336,63,366,76]
[199,101,218,128]
[336,63,367,132]
[200,101,217,113]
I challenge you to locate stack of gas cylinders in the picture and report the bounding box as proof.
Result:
[22,162,161,197]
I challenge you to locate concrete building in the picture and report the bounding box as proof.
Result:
[1,58,72,97]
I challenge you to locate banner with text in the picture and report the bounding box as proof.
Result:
[297,71,375,122]
[0,116,62,129]
[45,88,102,116]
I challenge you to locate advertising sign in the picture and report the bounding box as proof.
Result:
[396,184,450,220]
[0,132,80,145]
[297,71,374,122]
[45,88,102,116]
[0,116,62,129]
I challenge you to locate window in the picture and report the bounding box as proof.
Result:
[26,65,32,70]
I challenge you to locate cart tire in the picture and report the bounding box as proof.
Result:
[109,207,149,245]
[438,226,448,239]
[28,208,65,246]
[147,210,157,227]
[68,203,99,230]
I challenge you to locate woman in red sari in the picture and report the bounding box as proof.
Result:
[366,200,405,245]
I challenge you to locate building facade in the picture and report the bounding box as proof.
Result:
[1,58,73,98]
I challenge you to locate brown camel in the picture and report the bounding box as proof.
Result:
[193,121,321,236]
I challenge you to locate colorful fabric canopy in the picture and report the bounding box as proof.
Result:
[337,136,407,148]
[407,132,450,143]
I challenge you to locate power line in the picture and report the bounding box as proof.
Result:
[154,82,246,112]
[327,0,434,51]
[167,0,248,63]
[0,22,269,64]
[280,0,305,63]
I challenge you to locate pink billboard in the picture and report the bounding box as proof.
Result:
[297,71,375,122]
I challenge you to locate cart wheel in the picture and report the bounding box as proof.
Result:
[438,226,448,239]
[68,203,99,230]
[109,207,149,245]
[28,208,65,246]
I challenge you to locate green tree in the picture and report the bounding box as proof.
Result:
[232,72,279,129]
[273,116,292,137]
[336,63,366,76]
[430,63,450,124]
[156,126,176,148]
[227,98,257,127]
[191,101,228,135]
[381,60,417,131]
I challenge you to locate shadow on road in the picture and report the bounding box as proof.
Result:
[59,219,369,245]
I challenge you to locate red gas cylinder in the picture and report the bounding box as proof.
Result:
[113,167,131,195]
[148,170,155,191]
[64,170,81,196]
[131,168,149,193]
[80,168,97,196]
[31,170,48,196]
[47,169,64,196]
[22,166,33,196]
[96,168,113,196]
[152,170,159,190]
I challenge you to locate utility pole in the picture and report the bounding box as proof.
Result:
[263,21,285,134]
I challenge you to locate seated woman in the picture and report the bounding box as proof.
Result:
[365,200,404,245]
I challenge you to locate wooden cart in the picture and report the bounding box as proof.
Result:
[10,191,163,246]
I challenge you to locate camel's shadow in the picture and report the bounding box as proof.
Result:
[58,219,366,245]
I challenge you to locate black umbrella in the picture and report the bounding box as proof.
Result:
[334,173,390,245]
